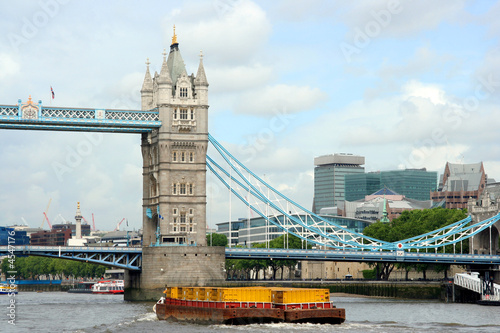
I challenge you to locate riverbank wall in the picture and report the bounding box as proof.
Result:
[225,280,446,300]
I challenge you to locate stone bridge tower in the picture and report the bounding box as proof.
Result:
[468,189,500,255]
[126,29,225,301]
[141,29,209,247]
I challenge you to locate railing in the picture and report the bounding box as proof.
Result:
[455,273,483,294]
[454,273,500,301]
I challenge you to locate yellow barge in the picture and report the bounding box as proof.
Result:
[154,286,345,325]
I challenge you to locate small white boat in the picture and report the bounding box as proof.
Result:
[91,280,124,294]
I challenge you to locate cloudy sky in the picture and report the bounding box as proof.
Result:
[1,0,499,232]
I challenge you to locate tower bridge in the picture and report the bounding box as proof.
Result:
[1,29,500,301]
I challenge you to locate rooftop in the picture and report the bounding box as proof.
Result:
[314,153,365,167]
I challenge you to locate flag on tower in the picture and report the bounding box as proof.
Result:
[50,86,55,99]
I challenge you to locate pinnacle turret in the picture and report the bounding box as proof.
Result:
[141,58,153,92]
[194,50,208,86]
[158,49,172,85]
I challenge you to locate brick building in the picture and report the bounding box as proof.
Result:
[30,228,72,246]
[430,162,487,209]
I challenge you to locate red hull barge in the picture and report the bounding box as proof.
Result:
[154,286,346,325]
[155,301,284,325]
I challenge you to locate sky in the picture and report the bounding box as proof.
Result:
[0,0,499,232]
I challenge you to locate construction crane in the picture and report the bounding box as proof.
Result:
[42,212,52,229]
[41,198,52,228]
[114,218,126,231]
[82,214,97,231]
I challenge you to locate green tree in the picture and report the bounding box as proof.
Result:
[206,233,228,247]
[362,208,468,280]
[1,257,107,280]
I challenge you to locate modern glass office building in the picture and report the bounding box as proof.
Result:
[381,169,438,201]
[312,154,365,213]
[345,169,438,201]
[345,173,381,201]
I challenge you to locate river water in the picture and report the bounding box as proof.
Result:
[2,292,500,332]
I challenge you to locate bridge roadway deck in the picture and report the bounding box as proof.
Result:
[0,104,161,133]
[225,248,500,265]
[2,246,500,270]
[0,245,142,270]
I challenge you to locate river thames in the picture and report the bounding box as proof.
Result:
[2,292,500,332]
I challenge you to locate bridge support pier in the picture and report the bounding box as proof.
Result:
[124,246,226,301]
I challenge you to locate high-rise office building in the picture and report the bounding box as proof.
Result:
[345,169,438,202]
[345,172,381,202]
[312,154,365,213]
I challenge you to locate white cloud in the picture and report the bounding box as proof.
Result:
[341,0,468,38]
[0,53,20,79]
[235,84,328,115]
[399,144,470,171]
[286,78,500,177]
[209,63,273,93]
[401,80,447,105]
[165,0,272,65]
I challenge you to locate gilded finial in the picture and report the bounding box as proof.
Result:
[171,25,178,45]
[77,202,80,210]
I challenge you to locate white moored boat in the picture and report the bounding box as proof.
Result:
[91,280,124,294]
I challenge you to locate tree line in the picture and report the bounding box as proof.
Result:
[362,207,469,280]
[1,256,106,280]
